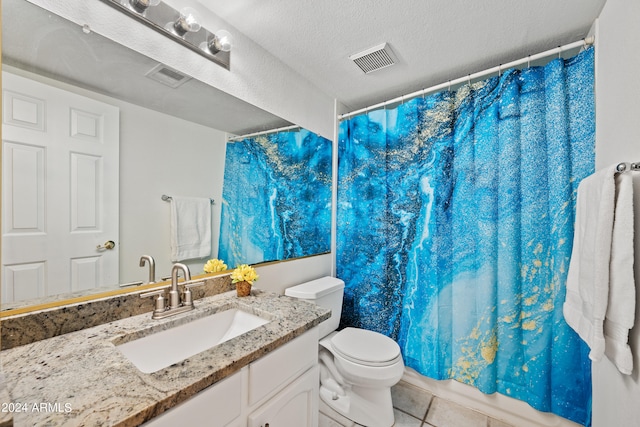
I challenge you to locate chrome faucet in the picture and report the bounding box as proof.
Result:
[140,263,204,319]
[169,263,191,309]
[139,255,156,283]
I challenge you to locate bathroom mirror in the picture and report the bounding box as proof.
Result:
[1,0,331,311]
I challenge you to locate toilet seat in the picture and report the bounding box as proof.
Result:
[331,327,401,367]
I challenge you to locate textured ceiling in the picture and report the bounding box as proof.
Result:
[201,0,607,112]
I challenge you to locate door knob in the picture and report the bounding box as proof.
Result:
[97,240,116,250]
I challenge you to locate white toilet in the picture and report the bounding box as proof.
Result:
[285,276,404,427]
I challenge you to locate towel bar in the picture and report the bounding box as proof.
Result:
[161,194,215,204]
[615,162,640,173]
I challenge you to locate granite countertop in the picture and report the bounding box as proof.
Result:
[0,290,330,426]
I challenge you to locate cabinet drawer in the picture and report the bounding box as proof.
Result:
[248,327,318,405]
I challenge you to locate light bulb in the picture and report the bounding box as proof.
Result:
[129,0,160,14]
[207,30,233,54]
[173,7,201,36]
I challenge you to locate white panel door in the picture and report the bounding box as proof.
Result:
[2,71,119,303]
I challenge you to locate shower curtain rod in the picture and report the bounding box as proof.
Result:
[227,124,300,142]
[339,36,595,120]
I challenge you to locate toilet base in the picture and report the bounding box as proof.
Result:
[319,383,395,427]
[319,399,363,427]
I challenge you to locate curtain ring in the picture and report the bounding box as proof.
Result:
[498,64,502,77]
[558,45,562,59]
[448,80,452,92]
[527,55,531,68]
[467,74,471,86]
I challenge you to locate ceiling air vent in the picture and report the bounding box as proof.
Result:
[145,64,191,88]
[349,43,397,74]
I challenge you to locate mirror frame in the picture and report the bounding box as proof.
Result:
[1,0,4,315]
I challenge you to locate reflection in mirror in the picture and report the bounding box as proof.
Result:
[1,0,331,311]
[220,128,332,267]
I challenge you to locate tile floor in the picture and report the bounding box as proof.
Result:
[319,380,515,427]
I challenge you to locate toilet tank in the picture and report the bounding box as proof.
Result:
[284,276,345,338]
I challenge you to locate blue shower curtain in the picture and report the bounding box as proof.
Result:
[337,47,594,425]
[219,128,332,267]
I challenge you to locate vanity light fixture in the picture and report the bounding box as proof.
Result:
[202,30,234,54]
[102,0,232,69]
[128,0,160,14]
[171,7,201,37]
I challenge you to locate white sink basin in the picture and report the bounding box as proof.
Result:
[116,308,270,373]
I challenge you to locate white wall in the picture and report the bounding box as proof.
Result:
[118,102,227,282]
[254,254,333,295]
[592,0,640,425]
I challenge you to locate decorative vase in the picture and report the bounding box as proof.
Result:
[236,280,252,297]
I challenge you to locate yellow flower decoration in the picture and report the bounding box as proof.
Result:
[231,264,259,284]
[203,258,227,274]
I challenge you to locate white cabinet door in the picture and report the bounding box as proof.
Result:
[2,71,120,302]
[248,327,317,406]
[247,366,319,427]
[143,369,243,427]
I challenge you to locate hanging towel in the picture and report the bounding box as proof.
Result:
[604,171,635,373]
[563,164,635,375]
[170,196,212,262]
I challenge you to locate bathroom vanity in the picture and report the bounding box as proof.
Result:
[145,328,320,426]
[0,290,329,426]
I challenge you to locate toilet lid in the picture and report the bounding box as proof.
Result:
[331,327,401,366]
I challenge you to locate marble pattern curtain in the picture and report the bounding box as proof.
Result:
[337,47,594,425]
[219,129,332,267]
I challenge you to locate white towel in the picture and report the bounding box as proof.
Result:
[604,172,635,374]
[563,165,635,375]
[169,196,212,262]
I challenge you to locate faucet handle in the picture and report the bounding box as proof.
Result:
[183,281,205,307]
[140,288,168,314]
[184,280,205,289]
